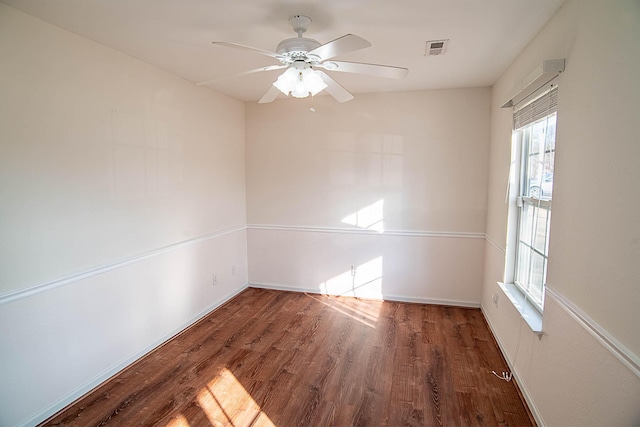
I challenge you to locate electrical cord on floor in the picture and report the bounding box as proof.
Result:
[491,370,513,382]
[490,292,527,383]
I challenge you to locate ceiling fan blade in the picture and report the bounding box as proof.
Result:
[317,71,354,103]
[196,65,287,86]
[258,85,281,104]
[212,41,281,59]
[318,61,408,80]
[308,34,371,61]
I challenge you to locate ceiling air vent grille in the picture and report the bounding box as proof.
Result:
[425,39,449,56]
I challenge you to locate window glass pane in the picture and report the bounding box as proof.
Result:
[528,253,545,306]
[525,113,557,200]
[544,115,556,151]
[541,114,556,200]
[540,169,553,200]
[515,244,531,287]
[533,206,550,254]
[519,204,534,245]
[526,132,544,197]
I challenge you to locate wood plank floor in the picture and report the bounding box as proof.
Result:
[41,288,534,427]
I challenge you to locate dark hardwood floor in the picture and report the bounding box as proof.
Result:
[41,288,534,426]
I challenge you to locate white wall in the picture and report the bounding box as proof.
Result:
[482,1,640,425]
[5,1,639,426]
[0,5,248,426]
[246,89,490,304]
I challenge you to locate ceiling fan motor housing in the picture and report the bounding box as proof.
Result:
[276,37,322,62]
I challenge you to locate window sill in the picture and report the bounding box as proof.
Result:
[497,282,543,334]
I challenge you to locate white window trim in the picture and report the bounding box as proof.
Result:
[498,282,543,333]
[502,80,558,334]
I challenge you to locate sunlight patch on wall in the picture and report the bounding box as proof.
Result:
[196,368,275,427]
[319,256,383,301]
[341,199,384,232]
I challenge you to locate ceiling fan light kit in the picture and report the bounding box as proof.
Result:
[200,14,408,103]
[273,65,327,98]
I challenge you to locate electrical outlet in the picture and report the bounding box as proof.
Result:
[492,293,499,307]
[212,274,218,286]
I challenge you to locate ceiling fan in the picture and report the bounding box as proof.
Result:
[197,15,409,103]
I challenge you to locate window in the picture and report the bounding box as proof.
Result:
[515,112,555,310]
[505,84,558,317]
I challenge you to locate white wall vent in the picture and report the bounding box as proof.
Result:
[425,39,449,56]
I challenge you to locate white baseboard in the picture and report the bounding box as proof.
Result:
[19,284,249,427]
[382,293,480,308]
[249,282,480,308]
[480,305,546,427]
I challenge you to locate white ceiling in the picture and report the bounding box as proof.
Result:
[2,0,565,102]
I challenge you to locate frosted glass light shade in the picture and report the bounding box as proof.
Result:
[273,67,299,95]
[272,67,327,98]
[291,77,308,98]
[302,68,327,96]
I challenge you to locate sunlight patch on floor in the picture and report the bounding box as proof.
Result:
[307,293,378,328]
[165,414,190,427]
[311,256,384,328]
[196,368,276,427]
[333,293,384,322]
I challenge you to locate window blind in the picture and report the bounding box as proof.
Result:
[513,86,558,130]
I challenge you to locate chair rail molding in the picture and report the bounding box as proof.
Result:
[0,225,247,305]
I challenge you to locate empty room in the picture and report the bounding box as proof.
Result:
[0,0,638,426]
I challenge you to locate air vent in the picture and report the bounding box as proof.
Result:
[425,39,449,56]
